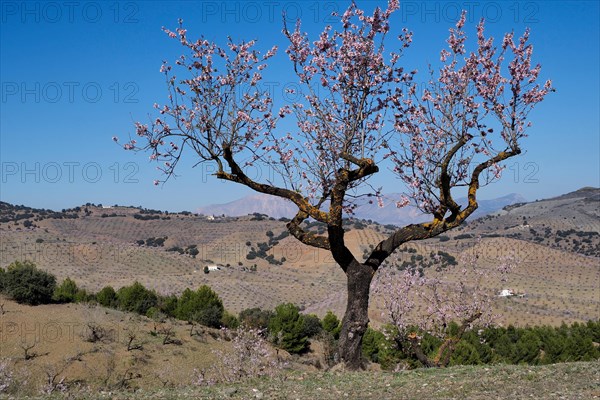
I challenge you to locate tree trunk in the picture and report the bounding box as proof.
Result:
[337,260,375,370]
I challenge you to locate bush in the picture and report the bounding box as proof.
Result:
[302,314,322,338]
[53,277,79,303]
[197,305,224,328]
[362,325,403,369]
[455,233,473,239]
[268,303,309,354]
[513,330,543,364]
[2,261,56,305]
[96,286,118,308]
[175,285,224,328]
[239,307,274,331]
[74,288,91,303]
[449,341,482,366]
[167,246,185,254]
[145,306,163,320]
[221,311,240,329]
[362,327,386,363]
[158,294,178,317]
[321,311,342,339]
[116,281,158,315]
[362,321,600,369]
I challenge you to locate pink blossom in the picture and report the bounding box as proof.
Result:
[123,10,549,344]
[396,195,410,208]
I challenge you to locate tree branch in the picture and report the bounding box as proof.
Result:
[327,167,358,270]
[454,148,521,223]
[437,136,470,219]
[286,210,330,250]
[340,153,379,182]
[216,144,329,223]
[435,311,482,367]
[365,147,521,270]
[406,332,435,368]
[326,154,378,270]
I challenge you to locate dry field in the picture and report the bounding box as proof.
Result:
[0,297,598,399]
[0,296,232,394]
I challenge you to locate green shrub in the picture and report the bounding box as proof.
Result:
[562,328,599,362]
[221,310,239,329]
[96,286,118,308]
[53,277,79,303]
[513,330,542,364]
[175,285,224,328]
[74,288,91,303]
[587,320,600,343]
[321,311,341,339]
[268,303,309,354]
[117,281,158,315]
[0,267,5,291]
[368,324,404,370]
[239,307,274,331]
[302,314,322,338]
[369,321,600,369]
[362,327,386,363]
[450,341,482,366]
[197,305,224,328]
[187,247,199,257]
[493,330,517,362]
[158,294,178,317]
[145,306,163,320]
[2,261,56,305]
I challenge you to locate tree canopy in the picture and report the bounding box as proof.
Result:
[119,1,552,369]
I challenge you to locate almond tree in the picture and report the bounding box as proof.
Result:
[374,247,518,367]
[119,1,552,369]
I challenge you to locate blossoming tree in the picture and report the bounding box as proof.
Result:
[374,246,518,367]
[119,1,552,369]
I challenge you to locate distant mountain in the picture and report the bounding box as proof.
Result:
[197,192,527,226]
[354,193,528,226]
[197,194,297,219]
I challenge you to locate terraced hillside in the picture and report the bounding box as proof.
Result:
[0,188,598,327]
[457,187,600,256]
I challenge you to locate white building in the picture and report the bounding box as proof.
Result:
[499,289,514,297]
[206,265,221,271]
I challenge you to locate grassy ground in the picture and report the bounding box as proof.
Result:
[15,360,600,400]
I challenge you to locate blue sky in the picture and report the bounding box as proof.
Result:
[1,1,599,212]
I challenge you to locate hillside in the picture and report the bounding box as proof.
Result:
[457,187,600,256]
[0,297,230,393]
[0,188,598,327]
[0,299,596,398]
